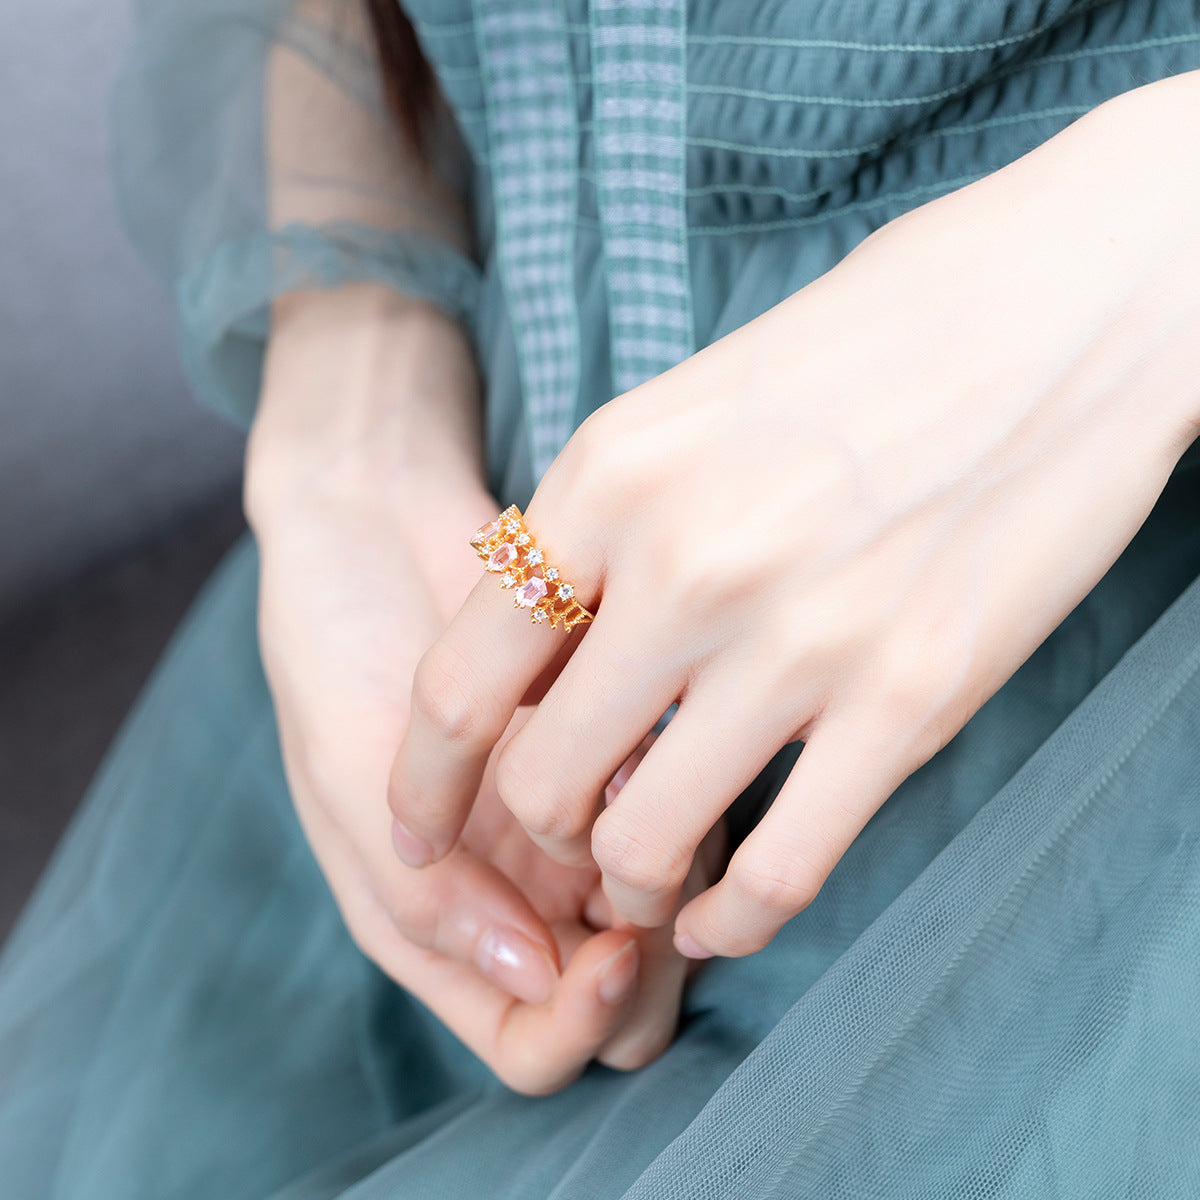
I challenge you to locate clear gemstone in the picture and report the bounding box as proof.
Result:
[544,567,559,581]
[558,583,574,599]
[527,549,544,565]
[473,517,501,543]
[531,608,547,622]
[501,572,515,587]
[515,575,548,607]
[503,519,519,533]
[487,542,518,571]
[515,532,531,545]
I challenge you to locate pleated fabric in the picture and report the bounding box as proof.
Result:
[3,1,1200,1195]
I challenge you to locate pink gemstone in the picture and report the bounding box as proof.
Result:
[487,542,518,571]
[515,574,548,607]
[473,517,502,543]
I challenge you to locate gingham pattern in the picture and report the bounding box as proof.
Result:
[474,1,581,480]
[589,0,693,395]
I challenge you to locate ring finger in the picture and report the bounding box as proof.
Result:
[591,666,809,928]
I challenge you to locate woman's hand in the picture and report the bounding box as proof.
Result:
[247,287,707,1092]
[387,74,1200,960]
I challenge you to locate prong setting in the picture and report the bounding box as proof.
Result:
[470,504,595,630]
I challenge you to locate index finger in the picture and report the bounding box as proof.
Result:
[387,502,600,865]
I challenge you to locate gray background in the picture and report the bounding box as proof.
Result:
[0,1,246,935]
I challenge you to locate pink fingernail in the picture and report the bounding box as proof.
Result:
[674,930,713,960]
[391,819,434,868]
[475,926,558,1005]
[597,940,639,1005]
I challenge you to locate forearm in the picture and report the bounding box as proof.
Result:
[245,0,489,535]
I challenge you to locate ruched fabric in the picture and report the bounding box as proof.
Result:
[3,1,1200,1196]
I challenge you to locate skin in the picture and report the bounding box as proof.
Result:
[387,70,1200,967]
[254,1,715,1093]
[247,287,717,1094]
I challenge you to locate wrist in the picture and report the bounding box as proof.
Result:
[928,67,1200,468]
[245,282,488,530]
[1065,71,1200,458]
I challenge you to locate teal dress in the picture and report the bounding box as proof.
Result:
[3,2,1200,1195]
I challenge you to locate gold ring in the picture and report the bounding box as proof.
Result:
[469,504,596,631]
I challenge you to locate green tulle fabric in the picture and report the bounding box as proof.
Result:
[3,1,1200,1196]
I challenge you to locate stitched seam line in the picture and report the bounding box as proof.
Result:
[684,32,1200,106]
[420,0,1115,54]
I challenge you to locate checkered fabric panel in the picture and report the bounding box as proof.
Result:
[590,0,693,396]
[475,2,581,480]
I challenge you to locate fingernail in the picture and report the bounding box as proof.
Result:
[475,925,558,1005]
[391,819,434,868]
[597,940,639,1005]
[674,930,713,960]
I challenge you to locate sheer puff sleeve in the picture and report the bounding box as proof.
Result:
[112,0,481,427]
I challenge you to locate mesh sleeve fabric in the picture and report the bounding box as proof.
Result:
[111,0,483,428]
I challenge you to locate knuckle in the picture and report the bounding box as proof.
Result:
[644,536,720,606]
[685,907,764,959]
[592,814,688,897]
[562,407,609,470]
[872,630,968,759]
[639,534,773,628]
[492,747,587,839]
[513,795,584,840]
[906,707,957,765]
[733,849,825,917]
[549,412,613,501]
[411,646,491,746]
[560,407,654,516]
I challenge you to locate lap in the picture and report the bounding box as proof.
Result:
[1,446,1198,1197]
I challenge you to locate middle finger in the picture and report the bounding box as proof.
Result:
[592,666,807,927]
[491,606,682,867]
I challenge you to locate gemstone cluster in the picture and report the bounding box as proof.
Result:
[468,504,595,631]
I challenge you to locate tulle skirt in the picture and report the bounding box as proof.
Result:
[5,0,1200,1193]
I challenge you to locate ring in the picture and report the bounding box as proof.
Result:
[469,504,596,631]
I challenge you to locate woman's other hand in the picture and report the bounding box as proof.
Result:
[387,73,1200,960]
[247,286,702,1092]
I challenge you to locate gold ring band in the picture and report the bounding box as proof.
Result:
[469,504,596,631]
